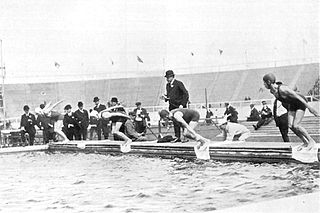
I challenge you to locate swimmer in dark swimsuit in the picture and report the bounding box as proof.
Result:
[263,73,319,150]
[159,108,210,148]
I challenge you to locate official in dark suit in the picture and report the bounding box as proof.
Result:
[20,105,37,145]
[273,99,289,142]
[74,101,89,140]
[63,104,78,140]
[162,70,189,142]
[93,96,109,140]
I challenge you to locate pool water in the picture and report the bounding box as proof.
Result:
[0,152,319,212]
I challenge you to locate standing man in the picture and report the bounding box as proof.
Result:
[133,102,150,134]
[161,70,189,142]
[63,104,77,140]
[93,97,108,140]
[74,101,89,140]
[273,99,289,142]
[20,105,37,145]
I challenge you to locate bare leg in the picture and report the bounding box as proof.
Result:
[186,122,210,149]
[291,110,315,150]
[112,122,131,145]
[54,120,69,142]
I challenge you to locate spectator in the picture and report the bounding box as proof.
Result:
[205,109,214,124]
[93,96,109,140]
[20,105,36,145]
[125,112,148,141]
[74,101,89,140]
[63,104,77,140]
[161,70,189,142]
[273,99,289,142]
[133,102,150,134]
[253,101,273,130]
[224,103,238,123]
[217,118,250,142]
[247,104,260,121]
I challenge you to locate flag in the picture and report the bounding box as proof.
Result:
[54,62,60,68]
[110,58,114,66]
[137,56,144,63]
[219,49,223,55]
[191,52,194,56]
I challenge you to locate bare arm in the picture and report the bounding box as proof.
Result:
[173,112,197,136]
[281,86,319,116]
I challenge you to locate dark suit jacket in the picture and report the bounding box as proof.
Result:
[93,104,106,113]
[74,109,89,129]
[224,106,238,122]
[247,107,260,121]
[20,113,36,135]
[166,79,189,110]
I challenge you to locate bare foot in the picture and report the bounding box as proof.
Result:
[122,139,132,146]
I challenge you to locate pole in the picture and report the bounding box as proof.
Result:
[0,39,6,122]
[205,88,208,109]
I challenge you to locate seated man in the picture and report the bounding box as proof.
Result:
[253,101,273,130]
[125,112,148,141]
[224,103,238,123]
[217,119,250,142]
[158,108,210,148]
[246,104,260,121]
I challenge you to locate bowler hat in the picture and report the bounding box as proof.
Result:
[78,101,83,107]
[23,105,30,111]
[93,97,99,102]
[64,104,72,110]
[262,101,267,104]
[111,97,118,103]
[135,102,141,106]
[164,70,174,78]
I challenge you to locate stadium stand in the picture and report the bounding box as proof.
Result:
[2,63,319,118]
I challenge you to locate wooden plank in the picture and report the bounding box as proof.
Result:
[48,140,320,163]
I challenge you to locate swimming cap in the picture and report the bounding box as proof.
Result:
[263,73,276,83]
[159,109,169,119]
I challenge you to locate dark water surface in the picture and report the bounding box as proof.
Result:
[0,152,319,212]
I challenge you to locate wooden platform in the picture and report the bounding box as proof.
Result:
[48,140,320,164]
[0,145,48,154]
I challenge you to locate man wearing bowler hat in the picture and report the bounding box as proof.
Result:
[93,96,108,140]
[161,70,189,142]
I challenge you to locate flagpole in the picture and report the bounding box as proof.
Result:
[245,50,248,68]
[273,47,277,67]
[302,39,306,62]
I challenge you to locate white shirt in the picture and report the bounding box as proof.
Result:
[225,122,250,141]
